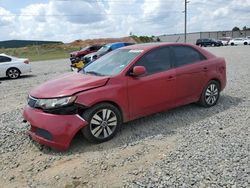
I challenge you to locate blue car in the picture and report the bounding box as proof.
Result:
[84,42,134,64]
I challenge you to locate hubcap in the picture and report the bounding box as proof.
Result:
[8,69,19,78]
[205,84,219,105]
[90,109,117,139]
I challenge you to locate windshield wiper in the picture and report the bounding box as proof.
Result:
[85,71,105,76]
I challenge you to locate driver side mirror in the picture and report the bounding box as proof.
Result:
[130,66,146,77]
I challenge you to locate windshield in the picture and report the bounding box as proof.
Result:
[80,46,89,51]
[84,49,142,76]
[97,45,110,53]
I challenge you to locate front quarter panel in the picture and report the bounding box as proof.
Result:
[75,76,129,122]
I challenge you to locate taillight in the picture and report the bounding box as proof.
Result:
[24,59,29,64]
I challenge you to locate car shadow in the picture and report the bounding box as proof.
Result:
[41,94,243,155]
[0,75,36,82]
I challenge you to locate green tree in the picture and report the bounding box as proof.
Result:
[242,26,250,31]
[232,26,240,31]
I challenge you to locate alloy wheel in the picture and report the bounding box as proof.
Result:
[90,109,117,139]
[8,69,19,79]
[205,83,219,105]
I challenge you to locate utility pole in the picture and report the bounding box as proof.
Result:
[184,0,189,43]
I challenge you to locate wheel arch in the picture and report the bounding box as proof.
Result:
[6,67,21,76]
[68,100,125,147]
[208,78,221,91]
[88,100,125,122]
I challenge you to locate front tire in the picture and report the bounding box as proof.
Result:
[81,103,122,143]
[6,68,20,79]
[199,80,220,107]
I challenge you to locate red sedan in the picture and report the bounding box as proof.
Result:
[23,43,226,150]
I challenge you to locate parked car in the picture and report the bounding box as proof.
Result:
[196,38,223,47]
[229,38,250,45]
[70,45,102,63]
[84,42,134,63]
[0,54,31,79]
[23,43,227,150]
[218,37,231,46]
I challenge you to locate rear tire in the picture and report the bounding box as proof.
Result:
[81,103,122,143]
[231,43,234,46]
[199,80,220,108]
[6,68,20,79]
[244,42,248,45]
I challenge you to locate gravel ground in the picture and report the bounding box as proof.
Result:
[0,46,249,188]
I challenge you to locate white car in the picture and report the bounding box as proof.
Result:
[219,37,231,46]
[218,40,228,46]
[229,38,250,46]
[0,54,31,79]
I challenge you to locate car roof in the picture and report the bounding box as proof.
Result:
[122,42,196,51]
[122,42,217,59]
[105,42,127,46]
[0,53,18,59]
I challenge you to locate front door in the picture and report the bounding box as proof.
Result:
[0,56,11,77]
[127,47,176,120]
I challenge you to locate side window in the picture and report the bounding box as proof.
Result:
[172,46,205,67]
[111,44,122,50]
[89,47,95,51]
[135,47,172,75]
[0,56,11,63]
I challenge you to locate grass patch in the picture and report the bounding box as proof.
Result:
[0,44,79,62]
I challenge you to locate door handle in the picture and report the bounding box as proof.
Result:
[167,76,176,81]
[203,67,208,72]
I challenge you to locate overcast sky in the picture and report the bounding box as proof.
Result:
[0,0,249,42]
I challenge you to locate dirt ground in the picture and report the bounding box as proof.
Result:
[0,45,250,188]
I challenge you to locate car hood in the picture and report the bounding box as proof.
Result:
[30,73,109,98]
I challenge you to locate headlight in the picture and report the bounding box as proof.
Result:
[35,96,76,110]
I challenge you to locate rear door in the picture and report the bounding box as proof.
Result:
[127,47,176,119]
[171,46,207,106]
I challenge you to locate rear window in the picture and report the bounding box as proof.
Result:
[89,47,96,51]
[0,56,11,63]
